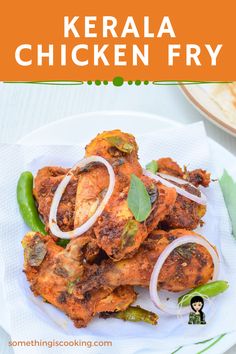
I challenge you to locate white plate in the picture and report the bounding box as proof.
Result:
[18,110,181,145]
[18,110,236,178]
[180,84,236,137]
[3,110,235,354]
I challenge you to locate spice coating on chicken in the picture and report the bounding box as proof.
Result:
[84,131,177,259]
[157,158,210,230]
[33,166,76,233]
[75,229,214,295]
[22,130,216,329]
[33,131,177,260]
[94,178,176,260]
[22,228,214,327]
[22,232,137,328]
[85,130,143,192]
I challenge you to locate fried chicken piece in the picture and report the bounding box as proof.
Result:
[62,230,102,264]
[33,130,142,235]
[94,286,137,313]
[188,169,211,187]
[74,130,147,259]
[75,229,214,295]
[157,158,183,177]
[22,232,136,328]
[94,177,176,260]
[33,163,109,234]
[159,195,206,231]
[74,163,109,228]
[157,158,211,230]
[73,163,176,260]
[85,130,142,192]
[157,158,211,187]
[33,166,77,233]
[83,131,177,259]
[33,132,177,260]
[34,131,176,261]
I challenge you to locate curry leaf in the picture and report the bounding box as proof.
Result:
[106,136,134,154]
[146,160,158,174]
[128,174,152,222]
[219,170,236,239]
[56,239,70,248]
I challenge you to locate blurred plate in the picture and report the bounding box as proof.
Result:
[180,83,236,137]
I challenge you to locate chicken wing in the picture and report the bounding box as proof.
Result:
[84,131,177,259]
[157,158,210,230]
[75,229,214,295]
[93,177,176,260]
[22,228,214,327]
[33,130,142,232]
[33,166,77,233]
[22,232,136,328]
[85,129,142,191]
[33,131,177,260]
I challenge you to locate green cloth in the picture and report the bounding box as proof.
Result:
[188,312,206,325]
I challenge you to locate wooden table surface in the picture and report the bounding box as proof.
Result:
[0,83,235,354]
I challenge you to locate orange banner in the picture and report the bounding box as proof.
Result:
[0,0,235,81]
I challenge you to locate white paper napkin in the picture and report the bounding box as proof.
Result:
[0,122,236,354]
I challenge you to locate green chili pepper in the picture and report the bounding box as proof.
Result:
[17,171,46,235]
[114,306,158,325]
[178,280,229,307]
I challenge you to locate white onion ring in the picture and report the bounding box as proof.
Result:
[143,169,207,205]
[157,172,194,185]
[49,156,115,239]
[149,235,219,315]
